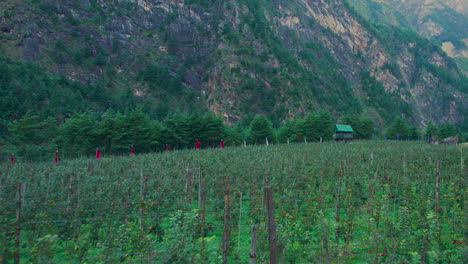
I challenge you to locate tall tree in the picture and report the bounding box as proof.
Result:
[386,116,409,140]
[424,121,438,139]
[59,113,99,155]
[249,115,275,144]
[278,120,297,144]
[438,123,457,139]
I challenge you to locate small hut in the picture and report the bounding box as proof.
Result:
[334,124,353,141]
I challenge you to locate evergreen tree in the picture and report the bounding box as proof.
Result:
[249,115,275,144]
[293,119,307,143]
[341,114,374,139]
[408,125,420,140]
[359,116,375,139]
[225,124,245,147]
[424,121,438,139]
[164,112,191,149]
[8,112,42,144]
[315,110,334,141]
[386,116,409,140]
[278,120,297,144]
[59,113,99,155]
[300,112,319,142]
[438,123,457,139]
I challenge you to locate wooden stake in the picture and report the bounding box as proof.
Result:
[264,185,277,264]
[238,192,243,252]
[14,182,22,264]
[185,166,193,199]
[435,160,440,219]
[222,176,230,264]
[335,165,343,245]
[266,137,269,146]
[461,147,464,173]
[138,169,147,231]
[198,164,206,255]
[249,225,257,264]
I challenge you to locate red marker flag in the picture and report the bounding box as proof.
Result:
[54,151,59,164]
[195,139,200,149]
[130,145,135,155]
[10,153,14,164]
[164,144,169,152]
[96,149,101,160]
[220,140,225,148]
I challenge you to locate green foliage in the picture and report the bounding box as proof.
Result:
[249,114,275,144]
[360,72,412,122]
[277,119,297,144]
[427,8,468,49]
[59,112,100,155]
[341,115,375,139]
[424,121,438,139]
[0,142,465,263]
[278,110,335,143]
[437,123,457,139]
[0,55,113,124]
[98,109,161,153]
[407,125,420,140]
[386,116,409,140]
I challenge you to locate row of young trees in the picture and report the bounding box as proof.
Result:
[2,109,374,160]
[1,108,464,161]
[385,116,460,141]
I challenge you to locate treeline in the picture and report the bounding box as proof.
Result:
[2,108,466,161]
[385,116,463,141]
[1,109,375,161]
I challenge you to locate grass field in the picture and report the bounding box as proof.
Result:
[0,141,466,263]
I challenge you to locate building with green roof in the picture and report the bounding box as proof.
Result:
[333,124,353,141]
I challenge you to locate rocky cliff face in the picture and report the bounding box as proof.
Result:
[0,0,466,126]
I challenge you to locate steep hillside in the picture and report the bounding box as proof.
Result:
[0,0,466,127]
[350,0,468,70]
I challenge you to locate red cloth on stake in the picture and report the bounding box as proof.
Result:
[130,145,135,154]
[164,144,169,152]
[96,149,101,160]
[10,153,14,164]
[195,139,200,149]
[54,151,58,164]
[220,140,225,148]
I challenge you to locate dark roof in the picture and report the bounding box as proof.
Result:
[335,124,353,132]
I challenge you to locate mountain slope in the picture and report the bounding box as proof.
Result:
[0,0,466,127]
[349,0,468,71]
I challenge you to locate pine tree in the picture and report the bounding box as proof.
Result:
[386,116,409,140]
[424,121,437,139]
[249,115,275,144]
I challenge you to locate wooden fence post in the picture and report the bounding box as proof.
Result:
[335,166,343,245]
[461,147,464,173]
[198,164,207,255]
[264,185,277,264]
[249,225,257,264]
[435,160,440,219]
[238,192,243,252]
[15,182,22,264]
[139,169,148,231]
[222,176,230,264]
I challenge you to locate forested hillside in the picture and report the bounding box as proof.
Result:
[0,0,467,157]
